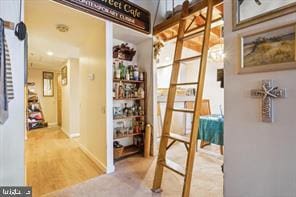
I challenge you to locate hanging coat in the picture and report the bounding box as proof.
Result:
[0,18,14,124]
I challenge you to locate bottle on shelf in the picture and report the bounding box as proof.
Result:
[125,71,130,81]
[114,61,121,79]
[133,65,139,81]
[113,86,116,98]
[115,83,119,99]
[118,81,124,98]
[138,87,145,98]
[123,103,128,117]
[129,65,134,80]
[119,61,126,80]
[139,72,144,81]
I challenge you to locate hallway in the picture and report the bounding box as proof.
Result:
[25,127,103,196]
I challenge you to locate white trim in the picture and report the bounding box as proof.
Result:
[70,133,80,138]
[105,20,115,174]
[60,128,104,171]
[61,127,70,138]
[61,128,80,138]
[48,122,58,126]
[78,143,106,173]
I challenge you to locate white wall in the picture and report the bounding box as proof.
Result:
[135,38,155,154]
[156,43,224,137]
[61,59,80,137]
[0,0,25,186]
[28,68,58,125]
[224,0,296,196]
[79,19,108,172]
[186,60,224,114]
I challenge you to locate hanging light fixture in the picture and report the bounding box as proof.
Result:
[209,26,225,62]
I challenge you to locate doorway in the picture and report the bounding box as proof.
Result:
[25,0,107,195]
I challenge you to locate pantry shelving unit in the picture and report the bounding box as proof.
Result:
[113,69,147,161]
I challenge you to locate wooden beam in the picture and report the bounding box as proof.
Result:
[211,26,221,37]
[195,15,205,26]
[183,41,202,52]
[153,0,223,35]
[158,17,222,42]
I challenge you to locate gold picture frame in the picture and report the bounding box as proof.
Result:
[238,23,296,74]
[61,66,67,86]
[233,0,296,31]
[43,72,54,97]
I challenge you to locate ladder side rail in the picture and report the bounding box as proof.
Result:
[152,0,190,192]
[182,0,214,196]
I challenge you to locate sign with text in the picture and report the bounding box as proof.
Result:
[53,0,151,34]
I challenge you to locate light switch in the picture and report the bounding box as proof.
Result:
[88,73,95,80]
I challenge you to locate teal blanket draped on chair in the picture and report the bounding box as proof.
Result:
[198,115,224,145]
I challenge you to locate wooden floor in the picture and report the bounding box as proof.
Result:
[25,127,103,197]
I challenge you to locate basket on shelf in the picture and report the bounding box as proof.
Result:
[113,43,136,61]
[114,146,124,159]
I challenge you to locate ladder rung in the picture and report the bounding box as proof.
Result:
[171,82,198,86]
[172,108,194,113]
[164,133,190,144]
[175,55,201,63]
[182,30,205,41]
[160,159,185,176]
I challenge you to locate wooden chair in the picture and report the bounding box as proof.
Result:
[199,100,212,148]
[200,99,211,116]
[184,99,211,134]
[199,99,224,155]
[157,103,163,139]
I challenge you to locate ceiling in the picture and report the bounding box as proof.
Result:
[25,0,152,70]
[155,2,224,52]
[113,24,152,45]
[25,0,103,70]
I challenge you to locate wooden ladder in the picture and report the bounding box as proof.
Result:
[152,0,214,196]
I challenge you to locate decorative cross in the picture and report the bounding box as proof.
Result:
[251,80,287,123]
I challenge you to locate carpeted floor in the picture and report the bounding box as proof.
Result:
[45,142,223,197]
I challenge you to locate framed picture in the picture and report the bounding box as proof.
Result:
[233,0,296,30]
[43,72,54,97]
[61,66,67,86]
[238,23,296,74]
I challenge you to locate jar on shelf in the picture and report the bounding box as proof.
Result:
[138,87,145,98]
[139,72,144,81]
[125,72,130,80]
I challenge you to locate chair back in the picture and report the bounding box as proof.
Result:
[200,99,211,116]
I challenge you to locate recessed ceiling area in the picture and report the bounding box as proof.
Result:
[25,0,103,70]
[113,23,152,45]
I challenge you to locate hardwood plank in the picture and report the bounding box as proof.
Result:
[25,127,103,196]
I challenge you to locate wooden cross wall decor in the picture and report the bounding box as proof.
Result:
[251,80,287,123]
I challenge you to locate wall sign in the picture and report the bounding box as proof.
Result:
[53,0,151,34]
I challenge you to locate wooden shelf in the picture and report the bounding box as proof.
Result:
[113,97,144,101]
[114,132,143,140]
[113,115,144,120]
[114,145,142,161]
[113,79,144,84]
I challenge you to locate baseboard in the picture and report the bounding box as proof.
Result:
[48,122,58,126]
[61,127,71,138]
[70,133,80,138]
[78,143,107,173]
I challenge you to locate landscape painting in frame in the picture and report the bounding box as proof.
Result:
[233,0,296,30]
[239,23,296,74]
